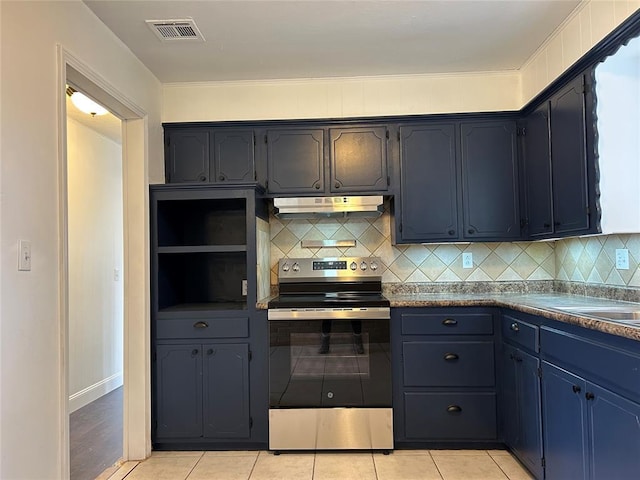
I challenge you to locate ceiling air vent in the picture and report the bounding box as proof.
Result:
[145,18,205,42]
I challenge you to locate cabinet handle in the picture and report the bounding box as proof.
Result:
[442,318,457,326]
[572,385,582,393]
[585,392,595,400]
[447,405,462,413]
[448,230,456,236]
[198,175,207,182]
[510,322,520,332]
[515,356,523,363]
[315,183,321,189]
[219,175,225,181]
[194,321,209,329]
[468,229,475,234]
[444,353,459,361]
[207,348,216,356]
[544,223,551,228]
[554,221,561,226]
[335,182,340,189]
[192,349,199,355]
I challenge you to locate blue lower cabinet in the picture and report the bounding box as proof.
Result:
[154,342,251,442]
[203,343,250,438]
[404,392,497,440]
[155,344,204,438]
[588,383,640,480]
[542,361,640,480]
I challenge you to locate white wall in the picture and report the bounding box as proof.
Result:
[0,1,161,478]
[67,117,124,413]
[163,72,522,122]
[521,0,640,105]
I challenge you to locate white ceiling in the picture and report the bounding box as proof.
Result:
[83,0,582,83]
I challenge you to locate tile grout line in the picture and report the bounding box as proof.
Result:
[487,452,512,480]
[183,451,206,480]
[427,451,446,480]
[246,451,261,480]
[311,452,316,480]
[370,452,379,480]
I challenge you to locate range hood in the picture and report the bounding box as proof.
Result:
[273,196,384,219]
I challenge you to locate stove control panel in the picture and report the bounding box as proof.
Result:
[279,257,383,281]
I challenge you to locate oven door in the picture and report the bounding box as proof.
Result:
[268,312,391,409]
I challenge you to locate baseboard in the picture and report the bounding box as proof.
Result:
[69,372,123,413]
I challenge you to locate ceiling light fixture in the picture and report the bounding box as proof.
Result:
[65,86,108,117]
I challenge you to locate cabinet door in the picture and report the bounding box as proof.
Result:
[203,343,250,438]
[541,362,588,480]
[398,124,458,242]
[500,344,520,449]
[212,130,255,183]
[550,75,590,234]
[155,344,203,438]
[330,126,389,193]
[523,104,553,237]
[165,129,210,183]
[267,129,324,194]
[588,383,640,480]
[460,120,520,240]
[516,350,544,480]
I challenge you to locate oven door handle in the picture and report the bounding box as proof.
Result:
[268,307,390,321]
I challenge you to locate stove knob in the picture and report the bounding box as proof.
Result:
[350,261,357,271]
[292,262,300,272]
[282,262,290,272]
[370,261,378,271]
[360,261,368,271]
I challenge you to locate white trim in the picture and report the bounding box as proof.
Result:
[69,373,124,413]
[57,44,151,479]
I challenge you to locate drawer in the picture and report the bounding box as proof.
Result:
[501,313,539,352]
[156,317,249,339]
[541,327,640,400]
[401,313,494,335]
[403,341,495,387]
[404,392,497,440]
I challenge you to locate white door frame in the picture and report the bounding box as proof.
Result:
[57,46,151,479]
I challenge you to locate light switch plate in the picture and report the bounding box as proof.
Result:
[615,249,629,270]
[462,252,473,269]
[242,279,248,296]
[18,240,32,271]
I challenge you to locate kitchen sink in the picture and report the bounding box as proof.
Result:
[553,305,640,324]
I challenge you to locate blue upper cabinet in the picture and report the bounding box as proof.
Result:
[460,120,520,240]
[549,74,591,235]
[165,129,210,183]
[265,128,325,194]
[398,123,458,241]
[522,104,553,238]
[212,129,256,184]
[165,127,257,185]
[329,126,389,193]
[395,118,520,243]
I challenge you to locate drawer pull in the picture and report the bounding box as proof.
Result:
[207,348,216,356]
[194,321,209,329]
[442,318,458,326]
[585,392,595,401]
[191,349,199,356]
[444,353,459,361]
[447,405,462,413]
[510,322,520,332]
[572,385,582,393]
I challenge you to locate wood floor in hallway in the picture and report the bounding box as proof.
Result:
[70,386,123,480]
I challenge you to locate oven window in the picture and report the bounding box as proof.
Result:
[269,319,391,408]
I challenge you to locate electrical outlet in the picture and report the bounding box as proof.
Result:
[462,252,473,269]
[242,279,248,296]
[18,240,32,271]
[615,249,629,270]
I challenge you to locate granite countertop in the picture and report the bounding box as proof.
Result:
[259,292,640,342]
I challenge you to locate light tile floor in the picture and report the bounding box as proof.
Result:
[105,449,534,480]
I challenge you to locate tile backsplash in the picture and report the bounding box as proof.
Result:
[268,203,640,291]
[269,205,555,286]
[556,234,640,288]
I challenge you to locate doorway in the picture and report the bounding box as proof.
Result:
[59,48,152,479]
[66,88,124,479]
